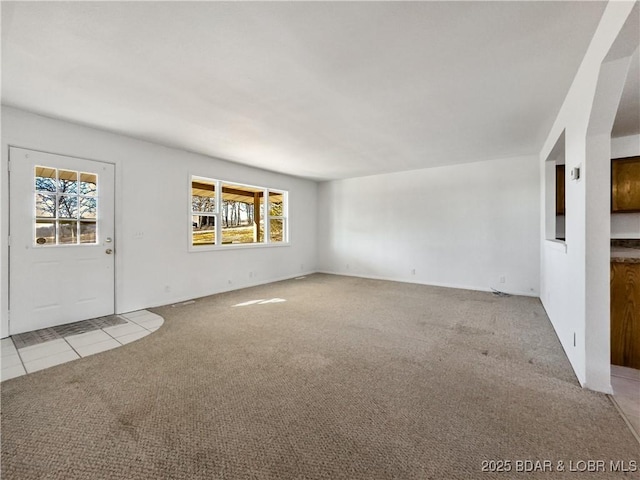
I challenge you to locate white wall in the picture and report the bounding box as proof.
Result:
[539,1,637,392]
[611,134,640,238]
[318,155,540,296]
[1,107,318,337]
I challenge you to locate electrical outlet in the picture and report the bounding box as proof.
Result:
[411,269,416,275]
[499,275,506,284]
[346,264,350,270]
[249,271,253,278]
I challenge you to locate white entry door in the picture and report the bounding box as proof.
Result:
[9,147,115,334]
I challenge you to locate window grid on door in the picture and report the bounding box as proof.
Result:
[34,166,98,246]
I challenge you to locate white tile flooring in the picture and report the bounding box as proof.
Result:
[611,365,640,441]
[1,310,164,382]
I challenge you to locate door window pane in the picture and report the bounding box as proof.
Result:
[58,170,78,194]
[36,194,56,218]
[35,221,55,245]
[35,167,56,192]
[59,221,78,244]
[79,197,97,219]
[80,173,97,196]
[57,196,78,219]
[33,166,99,246]
[79,222,97,244]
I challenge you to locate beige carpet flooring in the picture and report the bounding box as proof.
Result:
[1,274,639,479]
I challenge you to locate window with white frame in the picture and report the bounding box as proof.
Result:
[34,166,98,246]
[191,176,288,248]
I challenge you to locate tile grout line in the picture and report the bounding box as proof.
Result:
[62,337,83,359]
[12,337,28,373]
[112,315,155,334]
[101,327,125,345]
[19,343,79,371]
[126,317,153,332]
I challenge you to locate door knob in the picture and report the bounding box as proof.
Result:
[106,248,113,255]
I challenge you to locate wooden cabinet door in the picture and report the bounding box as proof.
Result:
[612,156,640,212]
[611,262,640,369]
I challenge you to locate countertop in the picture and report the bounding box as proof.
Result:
[611,247,640,264]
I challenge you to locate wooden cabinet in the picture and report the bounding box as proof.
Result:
[612,156,640,212]
[611,261,640,369]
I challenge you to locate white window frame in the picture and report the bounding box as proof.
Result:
[189,175,289,251]
[266,189,288,244]
[33,165,99,247]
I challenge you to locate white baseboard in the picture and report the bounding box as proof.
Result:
[117,270,320,315]
[315,270,539,298]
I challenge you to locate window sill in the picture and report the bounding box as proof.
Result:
[189,242,291,253]
[545,239,567,253]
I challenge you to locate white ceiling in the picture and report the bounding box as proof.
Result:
[2,1,610,180]
[612,47,640,139]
